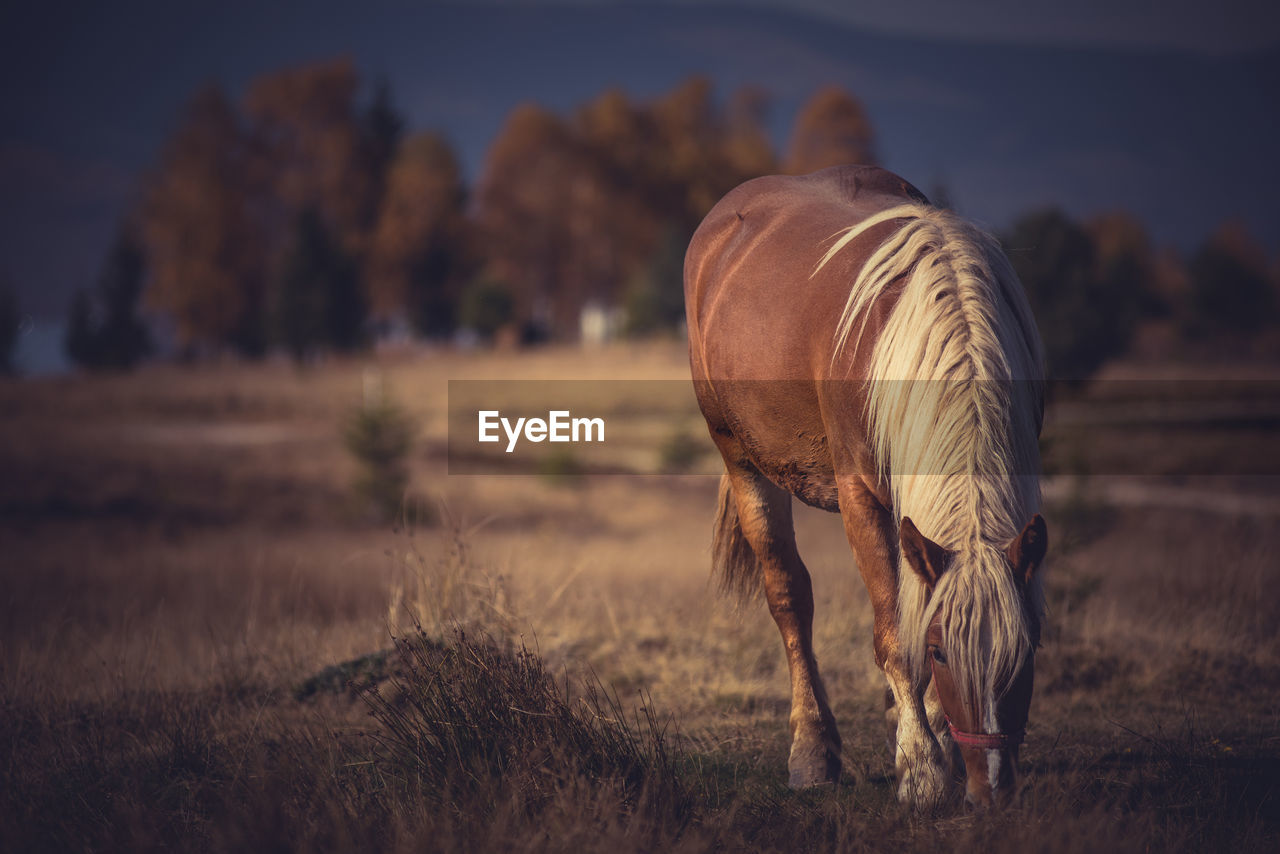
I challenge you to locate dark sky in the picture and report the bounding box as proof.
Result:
[3,0,1279,335]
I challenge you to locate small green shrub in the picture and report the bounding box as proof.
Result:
[344,398,415,521]
[458,277,515,340]
[537,447,584,485]
[659,429,708,473]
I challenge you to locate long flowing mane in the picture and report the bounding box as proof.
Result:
[818,204,1046,702]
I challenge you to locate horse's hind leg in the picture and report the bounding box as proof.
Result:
[721,464,842,787]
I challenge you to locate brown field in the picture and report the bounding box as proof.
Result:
[2,341,1278,852]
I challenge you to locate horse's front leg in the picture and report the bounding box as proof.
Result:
[723,466,842,787]
[837,476,949,807]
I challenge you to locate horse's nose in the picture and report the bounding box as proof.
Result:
[965,774,1016,809]
[964,785,994,809]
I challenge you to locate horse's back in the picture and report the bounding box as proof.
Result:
[685,165,926,382]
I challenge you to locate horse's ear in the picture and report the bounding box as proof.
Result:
[1007,514,1048,586]
[900,516,950,589]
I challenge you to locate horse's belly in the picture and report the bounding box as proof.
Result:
[696,378,841,511]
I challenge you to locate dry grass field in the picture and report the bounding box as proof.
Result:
[2,341,1278,852]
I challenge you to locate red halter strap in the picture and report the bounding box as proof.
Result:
[945,717,1024,751]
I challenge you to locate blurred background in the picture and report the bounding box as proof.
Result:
[1,0,1279,377]
[3,3,1280,850]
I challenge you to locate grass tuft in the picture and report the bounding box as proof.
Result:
[358,630,692,828]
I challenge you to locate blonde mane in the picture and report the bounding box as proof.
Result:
[818,204,1046,703]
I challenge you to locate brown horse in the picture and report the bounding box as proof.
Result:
[685,165,1048,808]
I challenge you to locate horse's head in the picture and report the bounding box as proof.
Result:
[900,514,1048,807]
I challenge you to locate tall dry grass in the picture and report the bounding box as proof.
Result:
[2,344,1278,851]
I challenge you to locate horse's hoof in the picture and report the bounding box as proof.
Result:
[896,759,949,808]
[788,745,842,788]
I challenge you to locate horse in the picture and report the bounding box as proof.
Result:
[684,165,1048,808]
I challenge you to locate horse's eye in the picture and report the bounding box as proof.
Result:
[930,646,947,666]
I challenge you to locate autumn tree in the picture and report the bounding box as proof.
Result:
[140,61,403,357]
[476,104,581,338]
[140,85,265,354]
[360,77,406,231]
[366,133,471,337]
[1186,221,1275,336]
[477,78,784,341]
[575,89,656,203]
[1005,209,1138,381]
[570,89,666,319]
[724,86,777,182]
[1087,212,1162,317]
[648,77,775,227]
[650,77,728,225]
[784,86,876,174]
[243,58,377,260]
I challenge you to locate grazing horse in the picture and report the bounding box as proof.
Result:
[684,165,1048,808]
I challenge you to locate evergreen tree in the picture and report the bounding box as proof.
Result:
[1005,209,1138,381]
[0,284,18,375]
[623,227,690,336]
[65,289,100,368]
[94,231,152,368]
[457,278,515,340]
[64,228,153,371]
[362,77,405,208]
[1187,222,1275,336]
[271,208,365,360]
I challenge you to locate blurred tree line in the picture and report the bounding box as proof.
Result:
[57,56,1278,378]
[70,59,876,364]
[1003,209,1278,379]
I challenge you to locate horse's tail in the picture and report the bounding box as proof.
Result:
[712,473,763,604]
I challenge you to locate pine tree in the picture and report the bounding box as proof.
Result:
[1187,222,1275,336]
[65,289,99,368]
[64,228,153,371]
[362,77,405,210]
[0,284,18,375]
[271,208,365,361]
[94,230,152,369]
[1005,209,1137,381]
